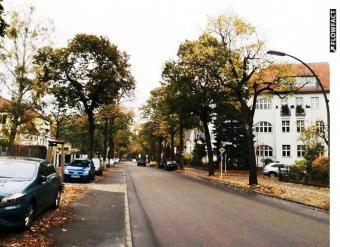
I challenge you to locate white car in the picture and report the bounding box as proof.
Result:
[263,163,289,177]
[92,158,104,175]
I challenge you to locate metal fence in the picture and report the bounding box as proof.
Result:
[0,145,47,159]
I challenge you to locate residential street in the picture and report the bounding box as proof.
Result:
[125,161,329,247]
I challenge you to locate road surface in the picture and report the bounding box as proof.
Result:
[125,161,329,247]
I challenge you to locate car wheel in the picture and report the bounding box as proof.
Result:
[52,190,61,209]
[23,203,35,230]
[269,172,276,178]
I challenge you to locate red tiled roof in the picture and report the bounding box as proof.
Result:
[0,96,42,118]
[255,62,330,94]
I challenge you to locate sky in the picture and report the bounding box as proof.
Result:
[3,0,338,118]
[2,0,340,242]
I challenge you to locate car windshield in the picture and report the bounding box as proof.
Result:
[70,160,90,168]
[0,160,37,180]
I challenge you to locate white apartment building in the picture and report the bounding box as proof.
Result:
[254,62,329,166]
[184,62,330,167]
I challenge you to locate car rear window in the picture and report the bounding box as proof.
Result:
[70,160,90,168]
[0,160,37,180]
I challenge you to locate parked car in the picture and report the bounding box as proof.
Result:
[137,160,146,166]
[92,158,104,176]
[64,159,95,182]
[108,158,116,167]
[263,163,289,177]
[158,160,166,169]
[164,160,178,171]
[230,161,249,170]
[0,157,63,229]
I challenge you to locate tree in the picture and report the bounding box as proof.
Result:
[62,114,88,153]
[141,87,169,166]
[161,60,200,169]
[0,6,52,149]
[34,34,135,158]
[172,34,223,176]
[0,0,8,37]
[299,126,324,184]
[202,14,296,184]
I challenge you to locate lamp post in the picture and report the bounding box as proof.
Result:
[267,50,330,160]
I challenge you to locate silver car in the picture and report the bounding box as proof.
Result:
[263,163,289,177]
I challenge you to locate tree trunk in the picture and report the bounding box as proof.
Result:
[8,114,19,155]
[102,119,108,162]
[170,132,175,160]
[178,122,184,170]
[245,122,258,185]
[87,111,95,159]
[108,134,113,162]
[157,136,163,165]
[201,114,214,176]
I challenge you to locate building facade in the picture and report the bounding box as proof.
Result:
[254,62,329,166]
[0,96,51,148]
[184,62,330,167]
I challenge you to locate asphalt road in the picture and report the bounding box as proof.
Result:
[125,162,329,247]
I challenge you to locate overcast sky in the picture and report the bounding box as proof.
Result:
[3,0,338,119]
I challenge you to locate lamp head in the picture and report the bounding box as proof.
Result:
[267,50,286,56]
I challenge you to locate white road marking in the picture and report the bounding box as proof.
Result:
[124,168,133,247]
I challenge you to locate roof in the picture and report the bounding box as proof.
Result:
[255,62,330,94]
[0,96,44,118]
[292,62,329,93]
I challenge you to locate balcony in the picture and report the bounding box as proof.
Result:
[280,105,290,116]
[295,105,306,117]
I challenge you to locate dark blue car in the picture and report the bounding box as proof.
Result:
[0,157,62,229]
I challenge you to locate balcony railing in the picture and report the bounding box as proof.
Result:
[295,105,306,116]
[280,105,290,116]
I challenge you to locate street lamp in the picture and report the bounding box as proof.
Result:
[267,50,330,159]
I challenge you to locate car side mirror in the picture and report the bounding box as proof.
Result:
[38,175,47,183]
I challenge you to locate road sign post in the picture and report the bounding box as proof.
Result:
[219,147,225,179]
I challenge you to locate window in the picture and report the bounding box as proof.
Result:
[311,97,319,109]
[256,145,273,157]
[38,162,49,177]
[256,98,271,110]
[46,163,56,176]
[282,120,290,132]
[316,120,325,133]
[280,98,288,106]
[282,145,291,157]
[294,76,317,87]
[296,120,305,132]
[295,97,303,107]
[297,145,305,157]
[280,98,290,116]
[295,97,305,116]
[255,122,272,133]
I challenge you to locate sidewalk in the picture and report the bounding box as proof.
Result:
[178,167,329,210]
[49,164,127,247]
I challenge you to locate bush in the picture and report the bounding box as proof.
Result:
[191,143,206,166]
[183,153,192,165]
[312,156,329,183]
[261,158,274,166]
[289,159,307,180]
